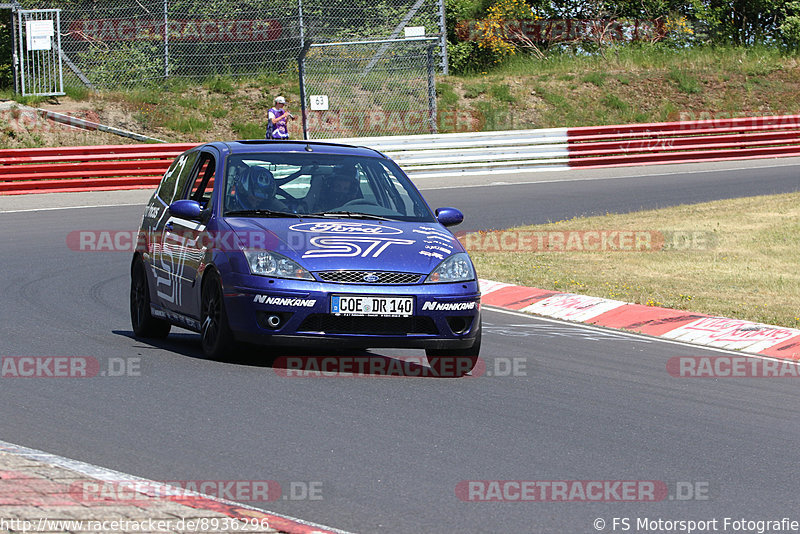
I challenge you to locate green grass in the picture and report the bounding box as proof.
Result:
[602,94,629,111]
[489,83,516,103]
[488,44,793,80]
[203,76,236,94]
[581,72,606,87]
[668,68,702,94]
[5,94,49,106]
[436,82,459,108]
[231,121,264,139]
[208,107,229,118]
[64,85,91,101]
[463,82,488,98]
[164,116,212,134]
[125,89,162,106]
[176,96,201,109]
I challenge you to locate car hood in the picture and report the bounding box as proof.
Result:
[224,217,465,274]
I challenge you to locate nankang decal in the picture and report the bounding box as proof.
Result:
[253,295,317,307]
[421,301,477,311]
[302,236,415,259]
[289,222,403,235]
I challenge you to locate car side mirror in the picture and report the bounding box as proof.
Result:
[435,207,464,227]
[168,199,203,220]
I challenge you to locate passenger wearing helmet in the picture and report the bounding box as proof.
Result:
[231,166,287,212]
[313,164,361,212]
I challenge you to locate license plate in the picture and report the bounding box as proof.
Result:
[331,295,414,317]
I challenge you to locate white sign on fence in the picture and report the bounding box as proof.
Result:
[404,26,425,38]
[309,95,329,111]
[26,20,54,51]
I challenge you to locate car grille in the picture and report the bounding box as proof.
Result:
[315,270,422,284]
[298,314,438,335]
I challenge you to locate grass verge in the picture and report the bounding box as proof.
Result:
[467,192,800,329]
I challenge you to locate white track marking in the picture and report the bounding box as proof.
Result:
[0,203,143,214]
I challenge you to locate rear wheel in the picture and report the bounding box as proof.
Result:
[130,257,171,339]
[425,322,481,377]
[200,271,235,360]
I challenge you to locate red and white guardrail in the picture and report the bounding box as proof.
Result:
[1,114,800,194]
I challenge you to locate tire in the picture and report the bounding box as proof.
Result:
[200,270,236,360]
[425,322,481,377]
[130,257,171,339]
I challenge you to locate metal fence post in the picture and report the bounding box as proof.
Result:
[10,7,18,94]
[437,0,448,75]
[297,39,311,140]
[163,0,168,78]
[426,44,437,134]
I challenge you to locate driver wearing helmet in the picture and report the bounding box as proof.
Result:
[313,164,361,212]
[232,166,287,212]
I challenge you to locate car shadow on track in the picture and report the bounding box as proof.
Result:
[113,330,469,378]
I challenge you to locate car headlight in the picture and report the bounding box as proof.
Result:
[242,250,314,280]
[425,253,476,283]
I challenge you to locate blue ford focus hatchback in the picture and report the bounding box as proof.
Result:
[130,141,481,375]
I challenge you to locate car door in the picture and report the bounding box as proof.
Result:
[151,150,200,312]
[164,148,219,317]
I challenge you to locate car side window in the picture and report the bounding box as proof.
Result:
[188,153,216,208]
[157,151,200,205]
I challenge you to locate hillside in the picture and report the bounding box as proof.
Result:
[0,46,797,147]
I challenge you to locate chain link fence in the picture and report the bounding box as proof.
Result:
[301,39,437,139]
[12,0,445,88]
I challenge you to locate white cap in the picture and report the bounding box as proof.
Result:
[274,96,286,104]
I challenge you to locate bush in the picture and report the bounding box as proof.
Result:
[78,42,163,88]
[0,16,12,89]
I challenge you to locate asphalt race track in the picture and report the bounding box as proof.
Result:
[2,161,800,532]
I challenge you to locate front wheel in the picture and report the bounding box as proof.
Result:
[425,323,481,377]
[200,271,235,360]
[130,257,171,339]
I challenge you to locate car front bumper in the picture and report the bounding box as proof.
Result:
[222,273,481,349]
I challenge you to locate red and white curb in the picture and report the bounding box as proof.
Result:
[479,279,800,360]
[0,439,353,534]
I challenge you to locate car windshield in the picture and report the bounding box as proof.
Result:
[222,152,436,222]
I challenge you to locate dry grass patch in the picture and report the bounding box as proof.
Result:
[469,192,800,328]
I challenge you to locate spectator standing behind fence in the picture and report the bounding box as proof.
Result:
[266,96,294,140]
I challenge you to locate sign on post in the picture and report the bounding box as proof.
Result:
[309,95,329,111]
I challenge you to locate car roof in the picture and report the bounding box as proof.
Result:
[200,140,388,159]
